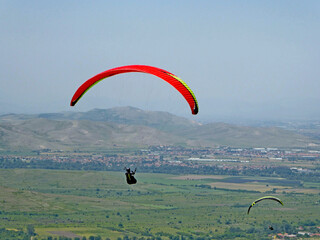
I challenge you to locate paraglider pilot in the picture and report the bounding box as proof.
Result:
[124,167,137,185]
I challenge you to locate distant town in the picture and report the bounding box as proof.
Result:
[1,146,319,181]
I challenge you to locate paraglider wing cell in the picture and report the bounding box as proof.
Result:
[70,65,198,115]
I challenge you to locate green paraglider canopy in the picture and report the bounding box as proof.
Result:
[247,196,283,214]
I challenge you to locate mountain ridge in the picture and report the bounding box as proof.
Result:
[0,107,319,152]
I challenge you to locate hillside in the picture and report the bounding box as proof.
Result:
[0,118,185,152]
[1,107,200,132]
[0,107,319,152]
[177,122,317,148]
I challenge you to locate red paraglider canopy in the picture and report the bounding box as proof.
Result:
[70,65,198,115]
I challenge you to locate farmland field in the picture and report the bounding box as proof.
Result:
[0,169,319,239]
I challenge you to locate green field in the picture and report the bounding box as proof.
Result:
[0,169,319,239]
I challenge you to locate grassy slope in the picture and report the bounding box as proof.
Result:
[0,119,185,151]
[1,119,318,153]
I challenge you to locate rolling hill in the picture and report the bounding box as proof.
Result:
[0,107,319,152]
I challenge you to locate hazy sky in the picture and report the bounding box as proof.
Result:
[1,0,319,122]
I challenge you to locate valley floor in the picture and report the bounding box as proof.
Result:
[0,169,319,239]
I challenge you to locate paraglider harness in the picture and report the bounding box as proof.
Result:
[124,167,137,185]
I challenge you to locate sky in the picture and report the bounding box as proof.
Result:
[1,0,320,122]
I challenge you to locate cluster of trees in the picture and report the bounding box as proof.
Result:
[0,228,29,240]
